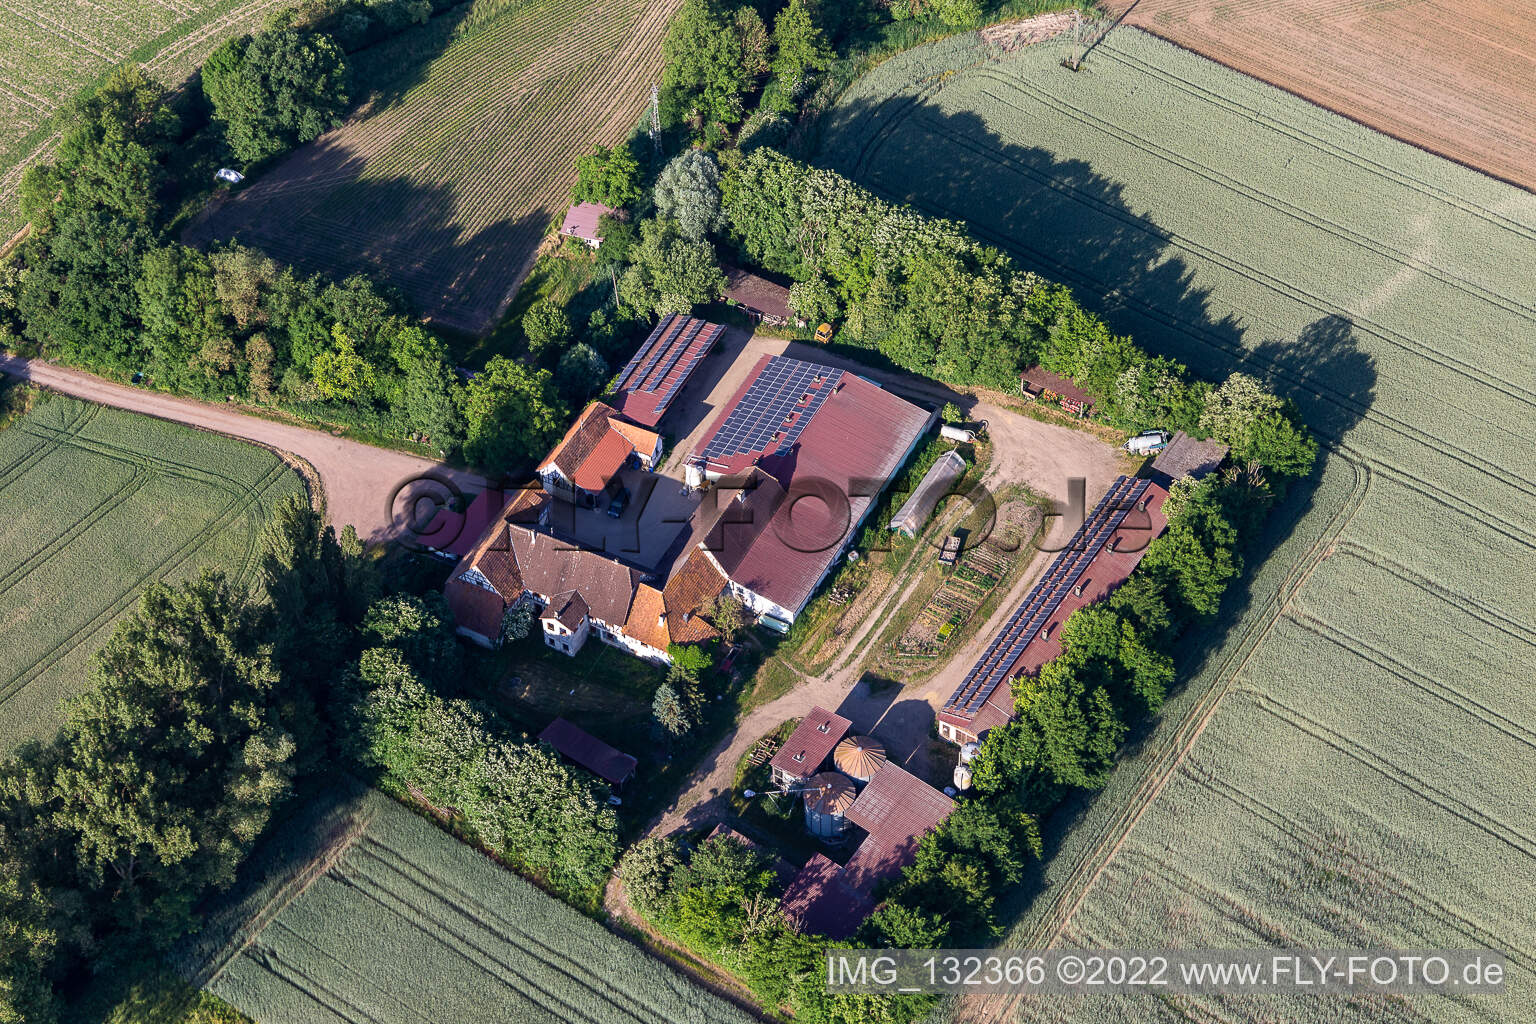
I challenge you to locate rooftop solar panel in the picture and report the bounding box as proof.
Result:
[702,355,842,464]
[948,475,1153,713]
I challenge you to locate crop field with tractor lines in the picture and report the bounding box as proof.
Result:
[185,0,683,335]
[1098,0,1536,195]
[0,0,288,239]
[0,396,301,748]
[819,25,1536,1023]
[187,785,757,1024]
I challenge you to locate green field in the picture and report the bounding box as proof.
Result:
[0,396,301,748]
[820,26,1536,1023]
[0,0,284,238]
[185,783,755,1024]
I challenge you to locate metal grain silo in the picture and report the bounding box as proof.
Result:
[802,772,857,837]
[833,734,888,783]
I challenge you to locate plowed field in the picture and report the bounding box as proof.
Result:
[185,0,681,335]
[1101,0,1536,193]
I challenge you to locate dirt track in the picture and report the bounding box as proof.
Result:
[0,354,483,544]
[1100,0,1536,193]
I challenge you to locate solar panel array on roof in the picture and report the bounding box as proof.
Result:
[701,356,838,464]
[947,476,1151,714]
[612,315,722,420]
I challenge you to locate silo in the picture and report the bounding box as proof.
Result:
[833,734,888,784]
[952,764,974,792]
[802,772,857,838]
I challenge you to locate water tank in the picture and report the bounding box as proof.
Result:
[959,741,981,765]
[803,772,857,837]
[833,735,888,783]
[952,765,973,792]
[940,424,977,443]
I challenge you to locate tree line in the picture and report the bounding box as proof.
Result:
[721,148,1318,477]
[0,497,622,1022]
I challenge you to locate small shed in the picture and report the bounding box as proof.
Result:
[538,717,637,786]
[889,450,967,538]
[1020,366,1094,417]
[560,202,616,247]
[721,264,794,326]
[1151,431,1229,486]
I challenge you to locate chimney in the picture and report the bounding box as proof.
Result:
[1072,584,1083,597]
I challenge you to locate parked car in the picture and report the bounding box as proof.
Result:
[606,487,630,518]
[1125,429,1171,455]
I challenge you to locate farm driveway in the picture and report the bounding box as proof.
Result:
[0,355,484,543]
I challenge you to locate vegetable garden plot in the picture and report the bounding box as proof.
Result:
[0,397,300,748]
[818,25,1536,1023]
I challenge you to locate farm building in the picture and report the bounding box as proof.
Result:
[537,402,661,508]
[560,202,616,247]
[888,450,967,537]
[685,355,934,625]
[538,717,637,786]
[443,492,717,661]
[423,484,549,559]
[609,314,726,428]
[1020,366,1094,417]
[1150,431,1229,486]
[780,762,954,937]
[939,474,1170,744]
[720,265,795,326]
[770,706,852,789]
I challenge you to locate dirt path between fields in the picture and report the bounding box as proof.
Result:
[0,354,484,543]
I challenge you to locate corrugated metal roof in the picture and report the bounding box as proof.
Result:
[833,734,889,782]
[560,202,615,241]
[692,357,933,616]
[538,717,636,785]
[841,762,954,894]
[780,853,873,939]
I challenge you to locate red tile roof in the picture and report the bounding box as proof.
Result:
[444,578,506,640]
[540,402,636,494]
[841,763,954,894]
[538,717,636,785]
[610,314,725,428]
[693,357,933,615]
[560,202,615,242]
[623,583,671,652]
[780,853,874,939]
[660,547,727,644]
[769,706,852,780]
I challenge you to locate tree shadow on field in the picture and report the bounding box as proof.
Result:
[186,164,549,336]
[812,85,1381,941]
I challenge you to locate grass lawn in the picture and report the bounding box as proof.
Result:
[0,395,302,749]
